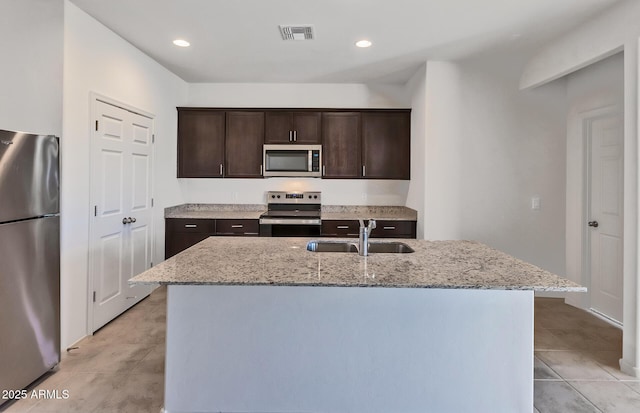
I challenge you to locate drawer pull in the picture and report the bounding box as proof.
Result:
[383,226,396,230]
[337,225,350,229]
[184,224,198,228]
[231,225,244,228]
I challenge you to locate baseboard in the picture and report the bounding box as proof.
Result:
[620,359,640,378]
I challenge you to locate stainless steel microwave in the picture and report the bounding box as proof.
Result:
[263,144,322,177]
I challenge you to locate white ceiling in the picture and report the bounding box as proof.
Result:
[70,0,622,84]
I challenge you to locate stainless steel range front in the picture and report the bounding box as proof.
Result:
[259,191,321,237]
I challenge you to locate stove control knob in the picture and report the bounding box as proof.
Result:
[308,195,312,199]
[277,195,281,199]
[271,195,275,199]
[314,195,318,199]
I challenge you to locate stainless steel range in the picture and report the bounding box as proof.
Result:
[259,191,321,237]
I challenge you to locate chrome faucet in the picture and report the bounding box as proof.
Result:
[358,219,376,256]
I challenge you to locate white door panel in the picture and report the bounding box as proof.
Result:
[90,99,154,332]
[589,113,623,323]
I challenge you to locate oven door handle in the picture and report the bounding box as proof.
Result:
[259,218,321,225]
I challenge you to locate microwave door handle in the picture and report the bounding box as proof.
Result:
[308,150,312,172]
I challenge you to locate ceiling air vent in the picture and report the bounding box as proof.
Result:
[279,25,314,41]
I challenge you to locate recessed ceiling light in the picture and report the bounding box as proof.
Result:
[173,39,190,47]
[355,40,372,48]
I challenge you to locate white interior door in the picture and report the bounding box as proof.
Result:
[588,113,624,324]
[90,99,155,332]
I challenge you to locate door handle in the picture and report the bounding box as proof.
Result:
[588,221,599,228]
[131,217,136,223]
[122,217,131,224]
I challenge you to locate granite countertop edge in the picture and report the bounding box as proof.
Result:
[164,204,418,221]
[132,279,586,292]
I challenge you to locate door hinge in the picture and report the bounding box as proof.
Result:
[151,198,154,207]
[95,120,98,131]
[150,262,153,268]
[152,134,155,143]
[94,205,97,216]
[92,291,96,303]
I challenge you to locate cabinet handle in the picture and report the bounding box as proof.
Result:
[362,165,366,177]
[294,130,297,142]
[220,164,223,176]
[185,224,197,228]
[337,225,350,229]
[322,165,325,176]
[260,164,263,175]
[231,225,244,228]
[383,226,396,230]
[289,131,292,142]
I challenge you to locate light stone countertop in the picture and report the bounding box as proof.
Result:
[165,204,266,219]
[165,204,417,221]
[130,237,585,292]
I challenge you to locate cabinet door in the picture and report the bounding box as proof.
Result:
[321,220,360,237]
[225,111,265,178]
[293,112,321,144]
[370,220,416,238]
[165,219,215,258]
[362,111,411,179]
[177,110,225,177]
[265,112,293,144]
[322,112,361,178]
[216,219,260,236]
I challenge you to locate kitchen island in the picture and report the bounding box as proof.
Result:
[131,237,584,413]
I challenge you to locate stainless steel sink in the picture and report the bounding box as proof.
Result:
[367,242,415,253]
[306,240,358,252]
[306,240,414,254]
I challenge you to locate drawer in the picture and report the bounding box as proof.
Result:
[321,220,360,237]
[215,219,259,236]
[166,218,215,233]
[370,220,416,238]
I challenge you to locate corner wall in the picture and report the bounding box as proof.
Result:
[405,57,567,275]
[62,0,188,348]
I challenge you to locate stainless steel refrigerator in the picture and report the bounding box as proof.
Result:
[0,129,60,405]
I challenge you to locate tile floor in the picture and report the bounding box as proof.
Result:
[534,297,640,412]
[2,291,639,412]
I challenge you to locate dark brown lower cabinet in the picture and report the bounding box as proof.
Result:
[165,218,260,258]
[215,219,260,236]
[321,220,416,238]
[165,219,215,258]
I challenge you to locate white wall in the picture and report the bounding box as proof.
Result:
[62,1,188,348]
[457,55,568,276]
[405,56,567,275]
[181,82,411,206]
[0,0,63,135]
[521,0,640,377]
[405,65,427,239]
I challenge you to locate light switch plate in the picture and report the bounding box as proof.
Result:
[531,196,541,210]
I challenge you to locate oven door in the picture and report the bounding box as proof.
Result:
[259,218,321,237]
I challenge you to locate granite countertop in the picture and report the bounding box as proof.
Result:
[321,205,417,221]
[165,204,266,219]
[130,237,585,292]
[165,204,417,221]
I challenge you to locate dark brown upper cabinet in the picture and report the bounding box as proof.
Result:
[225,111,265,178]
[177,110,225,178]
[321,112,361,178]
[265,111,321,144]
[362,110,411,180]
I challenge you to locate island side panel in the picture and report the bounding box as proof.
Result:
[165,285,534,413]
